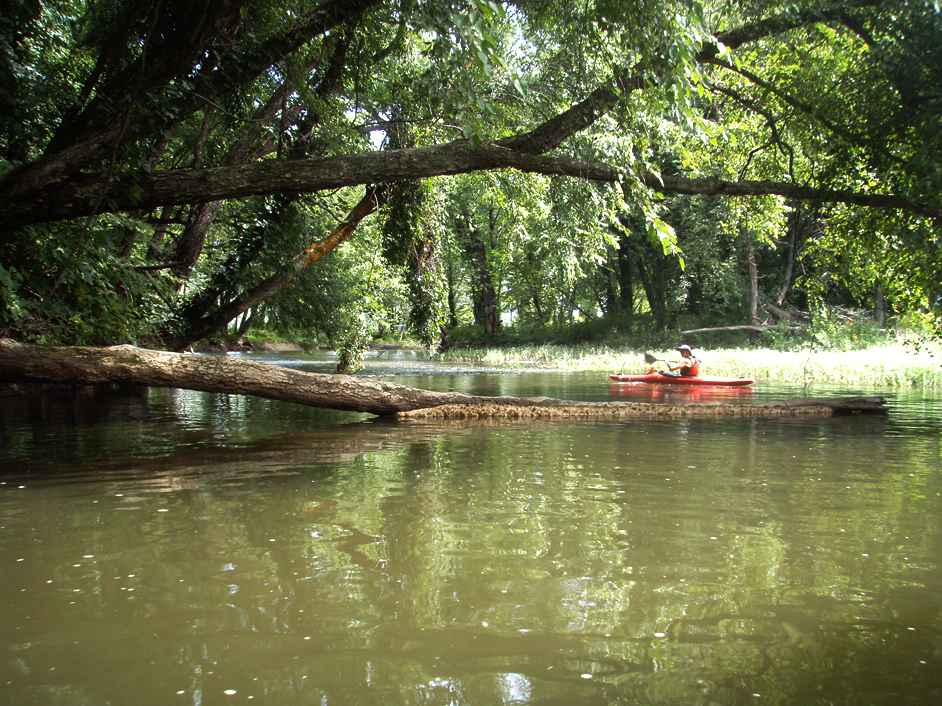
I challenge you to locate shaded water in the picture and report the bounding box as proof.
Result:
[1,352,941,705]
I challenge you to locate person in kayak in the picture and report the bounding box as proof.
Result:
[664,344,700,377]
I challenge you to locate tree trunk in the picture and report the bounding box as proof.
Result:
[116,226,138,259]
[146,206,178,261]
[467,236,489,330]
[616,231,634,330]
[764,303,802,322]
[522,249,545,324]
[874,283,886,327]
[0,0,375,207]
[635,251,671,331]
[603,259,617,316]
[484,205,501,333]
[0,339,887,419]
[445,251,459,328]
[531,295,544,321]
[235,307,255,338]
[463,215,500,336]
[171,200,224,277]
[744,234,759,324]
[776,208,799,306]
[618,212,677,332]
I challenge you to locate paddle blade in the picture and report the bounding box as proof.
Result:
[644,352,658,364]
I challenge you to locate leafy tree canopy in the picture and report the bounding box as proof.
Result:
[0,0,939,347]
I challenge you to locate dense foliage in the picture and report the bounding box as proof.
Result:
[1,0,939,364]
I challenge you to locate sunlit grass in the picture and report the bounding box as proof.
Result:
[434,342,942,387]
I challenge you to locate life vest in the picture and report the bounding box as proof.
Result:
[681,358,701,377]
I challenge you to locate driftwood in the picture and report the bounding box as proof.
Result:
[0,339,886,419]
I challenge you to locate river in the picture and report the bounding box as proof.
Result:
[1,351,940,705]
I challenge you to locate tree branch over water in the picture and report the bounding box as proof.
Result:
[1,1,908,228]
[5,143,936,226]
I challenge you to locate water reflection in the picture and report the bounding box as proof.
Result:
[1,371,941,705]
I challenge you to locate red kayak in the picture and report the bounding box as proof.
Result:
[608,372,753,387]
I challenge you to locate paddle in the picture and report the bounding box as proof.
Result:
[644,351,681,376]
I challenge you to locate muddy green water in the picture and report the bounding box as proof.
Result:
[1,352,941,706]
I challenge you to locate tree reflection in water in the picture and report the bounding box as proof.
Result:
[0,386,939,705]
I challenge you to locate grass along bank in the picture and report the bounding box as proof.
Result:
[434,343,942,387]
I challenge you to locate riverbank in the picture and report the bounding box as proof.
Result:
[434,342,942,387]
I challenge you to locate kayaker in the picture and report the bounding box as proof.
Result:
[665,344,700,377]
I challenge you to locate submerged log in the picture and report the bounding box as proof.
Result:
[397,397,888,420]
[0,340,886,419]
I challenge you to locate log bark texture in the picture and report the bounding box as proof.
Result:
[0,340,886,419]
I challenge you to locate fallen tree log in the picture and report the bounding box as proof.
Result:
[0,340,886,419]
[681,324,769,336]
[680,323,802,336]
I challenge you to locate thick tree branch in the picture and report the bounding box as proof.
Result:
[835,11,877,47]
[49,1,247,155]
[500,75,645,154]
[3,142,936,226]
[170,34,351,277]
[652,173,939,219]
[707,0,883,56]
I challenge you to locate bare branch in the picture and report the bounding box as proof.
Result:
[652,172,939,221]
[703,56,903,166]
[708,81,796,180]
[707,0,883,56]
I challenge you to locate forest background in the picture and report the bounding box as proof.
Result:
[1,0,939,375]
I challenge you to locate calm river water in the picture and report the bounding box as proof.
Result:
[1,352,941,706]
